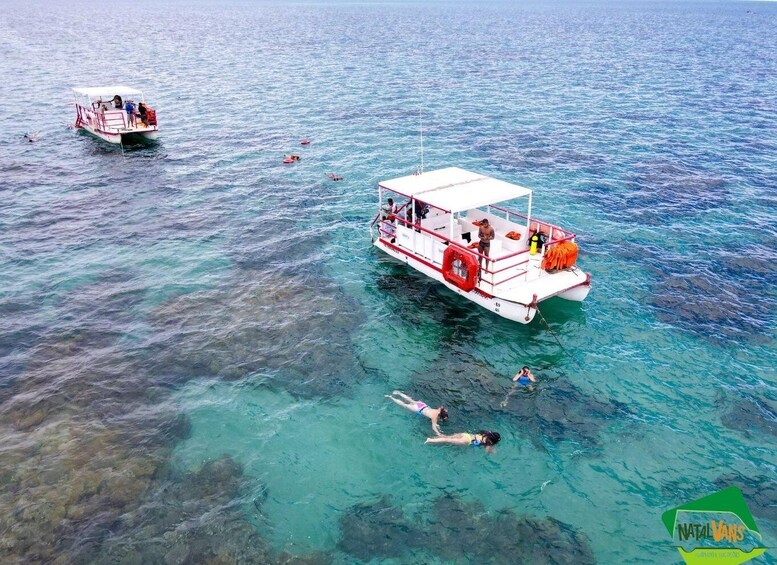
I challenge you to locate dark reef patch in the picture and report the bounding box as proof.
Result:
[661,471,777,529]
[338,493,596,564]
[373,263,482,347]
[712,473,777,524]
[0,266,359,563]
[717,390,777,441]
[473,131,607,176]
[622,161,729,221]
[610,241,776,342]
[647,266,770,342]
[147,272,365,399]
[337,496,419,561]
[581,159,731,225]
[96,455,274,565]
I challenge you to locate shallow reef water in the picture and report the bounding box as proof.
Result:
[410,353,634,453]
[1,0,777,563]
[147,271,365,397]
[337,493,596,564]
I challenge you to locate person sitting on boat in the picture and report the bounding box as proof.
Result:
[413,199,429,222]
[425,430,501,453]
[382,197,397,220]
[512,366,536,385]
[477,218,495,268]
[385,390,448,436]
[124,100,136,128]
[112,95,123,109]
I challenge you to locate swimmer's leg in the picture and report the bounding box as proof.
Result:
[392,390,416,403]
[385,395,417,412]
[425,433,469,445]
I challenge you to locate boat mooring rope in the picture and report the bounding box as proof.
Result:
[535,305,583,370]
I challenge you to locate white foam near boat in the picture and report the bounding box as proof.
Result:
[370,167,591,324]
[72,86,159,144]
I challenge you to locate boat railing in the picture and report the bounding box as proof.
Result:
[98,110,128,131]
[78,104,127,131]
[490,204,574,242]
[378,215,532,290]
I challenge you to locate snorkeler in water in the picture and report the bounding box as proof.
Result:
[385,390,448,435]
[425,431,501,454]
[512,366,536,385]
[500,366,537,407]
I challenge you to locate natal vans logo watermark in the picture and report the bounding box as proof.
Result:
[662,486,768,565]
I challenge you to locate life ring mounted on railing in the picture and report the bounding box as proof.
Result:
[442,246,479,292]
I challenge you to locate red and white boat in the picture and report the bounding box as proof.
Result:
[72,86,158,145]
[371,167,591,324]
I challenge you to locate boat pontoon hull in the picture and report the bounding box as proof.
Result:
[79,127,159,145]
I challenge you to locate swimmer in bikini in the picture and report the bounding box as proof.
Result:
[385,390,448,435]
[425,430,501,454]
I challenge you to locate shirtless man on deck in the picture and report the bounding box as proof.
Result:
[477,218,495,275]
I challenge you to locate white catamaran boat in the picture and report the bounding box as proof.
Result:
[72,86,158,144]
[370,167,591,324]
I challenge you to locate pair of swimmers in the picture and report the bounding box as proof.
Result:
[384,390,501,453]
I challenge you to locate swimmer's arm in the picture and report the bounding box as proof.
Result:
[431,417,442,436]
[485,446,496,455]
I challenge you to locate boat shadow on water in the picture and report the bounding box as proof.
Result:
[372,258,588,350]
[373,262,481,345]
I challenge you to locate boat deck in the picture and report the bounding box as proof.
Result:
[488,255,588,304]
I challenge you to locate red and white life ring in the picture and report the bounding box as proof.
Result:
[442,246,479,292]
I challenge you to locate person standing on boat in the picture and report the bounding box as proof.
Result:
[414,199,429,222]
[385,390,448,435]
[112,95,123,109]
[477,218,495,271]
[380,197,398,241]
[124,100,136,128]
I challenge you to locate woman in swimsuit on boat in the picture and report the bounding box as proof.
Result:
[385,390,448,435]
[425,430,501,453]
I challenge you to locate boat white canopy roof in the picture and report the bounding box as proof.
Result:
[379,167,532,213]
[72,86,144,99]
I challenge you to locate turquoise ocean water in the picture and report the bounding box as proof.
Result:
[1,0,776,563]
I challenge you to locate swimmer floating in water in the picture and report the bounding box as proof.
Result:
[512,366,536,385]
[425,430,501,454]
[385,390,448,435]
[500,366,537,407]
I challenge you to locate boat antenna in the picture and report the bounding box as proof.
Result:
[418,103,424,175]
